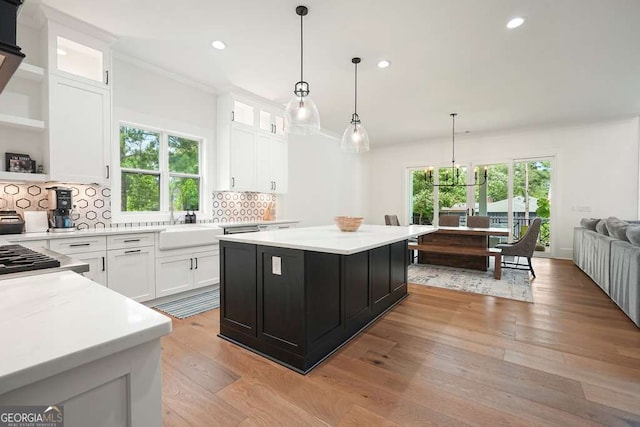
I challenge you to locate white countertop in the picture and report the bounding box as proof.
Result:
[217,224,436,255]
[3,219,300,242]
[0,271,172,395]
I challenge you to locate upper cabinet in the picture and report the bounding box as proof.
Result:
[217,92,288,194]
[42,11,115,185]
[46,20,111,89]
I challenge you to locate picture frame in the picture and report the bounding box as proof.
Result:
[5,152,33,173]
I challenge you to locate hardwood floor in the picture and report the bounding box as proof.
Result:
[161,258,640,426]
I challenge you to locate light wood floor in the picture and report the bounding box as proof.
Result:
[161,259,640,426]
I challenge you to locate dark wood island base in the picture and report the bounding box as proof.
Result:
[218,239,408,374]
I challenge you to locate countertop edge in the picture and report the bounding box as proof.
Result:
[0,318,172,396]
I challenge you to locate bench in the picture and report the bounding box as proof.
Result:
[407,244,502,279]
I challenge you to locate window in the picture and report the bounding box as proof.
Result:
[119,124,202,215]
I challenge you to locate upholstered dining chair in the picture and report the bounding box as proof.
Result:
[385,214,400,226]
[495,218,542,278]
[439,215,460,227]
[467,215,490,228]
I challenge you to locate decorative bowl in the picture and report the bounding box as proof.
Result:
[334,216,364,232]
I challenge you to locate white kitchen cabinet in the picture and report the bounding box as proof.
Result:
[256,133,288,194]
[156,247,219,298]
[47,74,110,184]
[73,251,107,286]
[107,246,155,302]
[228,125,257,191]
[44,16,113,89]
[17,240,49,250]
[217,92,288,193]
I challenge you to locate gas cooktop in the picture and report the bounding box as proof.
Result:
[0,245,61,275]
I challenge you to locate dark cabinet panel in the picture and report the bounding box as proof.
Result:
[371,245,391,306]
[306,251,342,344]
[345,250,370,321]
[220,242,257,336]
[258,246,305,354]
[390,240,407,291]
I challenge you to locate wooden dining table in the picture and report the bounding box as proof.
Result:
[417,226,510,271]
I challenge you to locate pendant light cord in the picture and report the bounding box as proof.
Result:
[451,113,456,167]
[300,13,304,83]
[354,61,358,116]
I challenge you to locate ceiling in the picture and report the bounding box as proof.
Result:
[31,0,640,146]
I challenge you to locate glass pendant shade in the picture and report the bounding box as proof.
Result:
[341,121,370,153]
[284,94,321,135]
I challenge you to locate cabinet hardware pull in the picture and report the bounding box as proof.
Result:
[124,239,140,243]
[190,258,193,270]
[102,256,105,271]
[272,124,275,133]
[106,165,110,179]
[231,111,235,121]
[195,258,198,269]
[105,70,109,85]
[274,181,277,191]
[69,243,90,247]
[124,249,141,254]
[231,177,235,188]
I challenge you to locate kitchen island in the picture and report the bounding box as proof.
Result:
[0,271,172,426]
[217,224,435,373]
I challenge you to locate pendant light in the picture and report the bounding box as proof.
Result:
[284,5,321,135]
[341,57,370,152]
[424,113,487,186]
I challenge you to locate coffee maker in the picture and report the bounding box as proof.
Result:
[47,186,76,232]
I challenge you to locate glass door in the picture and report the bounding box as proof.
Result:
[437,166,468,226]
[473,163,510,246]
[513,158,552,255]
[409,168,435,225]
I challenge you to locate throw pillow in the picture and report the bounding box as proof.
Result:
[580,218,599,231]
[627,225,640,246]
[605,217,629,240]
[595,219,609,236]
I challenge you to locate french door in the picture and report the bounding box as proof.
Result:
[408,156,553,256]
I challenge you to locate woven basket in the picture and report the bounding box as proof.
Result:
[334,216,364,232]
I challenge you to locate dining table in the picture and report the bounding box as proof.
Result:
[417,226,510,270]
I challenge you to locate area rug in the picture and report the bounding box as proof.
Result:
[153,289,220,319]
[407,263,533,303]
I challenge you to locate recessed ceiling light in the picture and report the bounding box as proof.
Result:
[211,40,226,50]
[377,60,391,69]
[506,17,525,29]
[57,48,67,56]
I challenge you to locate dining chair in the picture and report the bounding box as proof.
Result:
[439,215,460,227]
[495,218,542,277]
[467,215,490,228]
[384,214,400,226]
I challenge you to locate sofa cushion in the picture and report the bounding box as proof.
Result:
[596,219,609,236]
[606,217,630,241]
[580,218,600,231]
[627,225,640,246]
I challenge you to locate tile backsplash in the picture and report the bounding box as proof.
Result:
[0,183,276,229]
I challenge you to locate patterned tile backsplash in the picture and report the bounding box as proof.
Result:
[0,183,276,230]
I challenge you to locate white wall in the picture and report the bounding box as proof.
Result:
[367,116,640,259]
[111,56,217,221]
[280,132,368,227]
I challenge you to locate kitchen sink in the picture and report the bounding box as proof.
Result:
[158,224,223,250]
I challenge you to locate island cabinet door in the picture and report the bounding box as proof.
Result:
[390,240,408,297]
[220,242,258,337]
[344,250,371,334]
[370,245,392,314]
[257,246,305,355]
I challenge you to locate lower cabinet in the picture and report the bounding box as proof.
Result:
[156,248,220,298]
[73,251,107,286]
[107,247,155,302]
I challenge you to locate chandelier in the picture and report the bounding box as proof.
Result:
[424,113,487,187]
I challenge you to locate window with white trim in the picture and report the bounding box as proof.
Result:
[119,123,202,214]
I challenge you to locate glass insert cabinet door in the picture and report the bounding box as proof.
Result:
[56,36,106,84]
[233,100,255,127]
